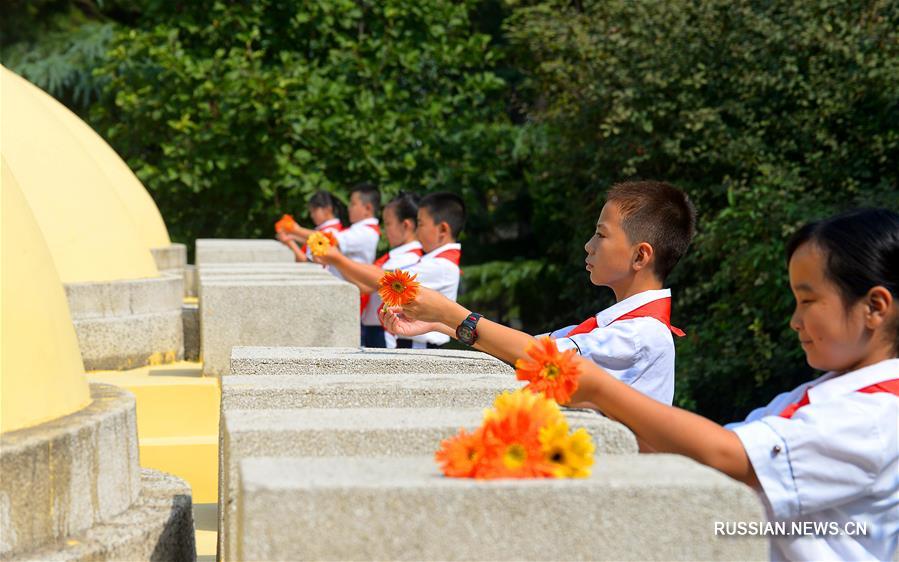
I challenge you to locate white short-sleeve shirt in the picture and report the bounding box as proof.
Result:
[727,358,899,561]
[546,289,677,404]
[361,241,423,327]
[403,242,462,346]
[334,217,380,266]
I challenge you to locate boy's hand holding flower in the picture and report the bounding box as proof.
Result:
[398,286,464,324]
[380,307,445,338]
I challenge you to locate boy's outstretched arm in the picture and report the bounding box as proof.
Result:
[395,287,541,365]
[570,360,759,487]
[314,247,383,293]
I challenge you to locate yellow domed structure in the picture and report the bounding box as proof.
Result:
[1,157,91,433]
[35,73,172,250]
[0,66,162,283]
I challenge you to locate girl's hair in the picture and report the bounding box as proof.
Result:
[307,190,347,225]
[385,191,420,225]
[786,208,899,351]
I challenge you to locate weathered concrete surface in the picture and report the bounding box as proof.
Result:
[220,407,636,561]
[65,276,183,370]
[195,239,294,264]
[183,264,197,298]
[182,301,200,362]
[150,243,187,273]
[199,280,359,376]
[0,384,140,557]
[220,372,524,410]
[230,346,513,376]
[237,455,766,561]
[12,469,196,562]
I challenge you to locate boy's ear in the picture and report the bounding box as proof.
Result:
[632,242,654,271]
[437,221,453,239]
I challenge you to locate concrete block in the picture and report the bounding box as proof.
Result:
[195,238,294,264]
[230,346,513,376]
[237,456,766,561]
[65,276,184,370]
[220,407,636,561]
[182,301,200,361]
[200,280,359,376]
[150,243,187,273]
[13,469,196,562]
[0,384,141,557]
[220,372,524,411]
[184,264,197,298]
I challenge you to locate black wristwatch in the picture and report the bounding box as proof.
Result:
[455,313,482,346]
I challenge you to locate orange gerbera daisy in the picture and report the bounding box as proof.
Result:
[377,269,420,307]
[274,214,298,233]
[435,427,485,478]
[306,231,338,256]
[477,390,560,479]
[514,336,581,403]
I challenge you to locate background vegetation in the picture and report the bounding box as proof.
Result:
[4,0,897,421]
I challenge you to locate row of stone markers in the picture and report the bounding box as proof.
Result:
[193,239,360,376]
[218,346,768,561]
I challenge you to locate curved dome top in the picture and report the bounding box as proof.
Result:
[1,67,161,283]
[35,70,172,249]
[1,157,91,433]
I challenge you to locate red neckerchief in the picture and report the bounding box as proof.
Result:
[779,378,899,419]
[566,297,685,337]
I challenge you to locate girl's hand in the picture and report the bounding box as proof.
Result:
[380,307,443,337]
[399,286,455,323]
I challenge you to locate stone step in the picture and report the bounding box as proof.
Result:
[140,436,218,505]
[0,384,140,558]
[219,406,637,561]
[195,239,293,264]
[236,455,766,561]
[220,372,524,410]
[88,363,220,504]
[66,275,184,370]
[13,469,195,562]
[199,280,359,376]
[230,346,513,376]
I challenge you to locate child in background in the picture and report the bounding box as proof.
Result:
[315,192,423,347]
[317,191,466,349]
[382,181,695,403]
[276,190,345,262]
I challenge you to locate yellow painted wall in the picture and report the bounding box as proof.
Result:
[0,67,160,283]
[32,71,171,249]
[1,158,91,433]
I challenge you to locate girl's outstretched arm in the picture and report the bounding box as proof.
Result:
[571,360,759,487]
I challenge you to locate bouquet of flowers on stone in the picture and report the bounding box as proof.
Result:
[436,338,595,479]
[306,231,339,256]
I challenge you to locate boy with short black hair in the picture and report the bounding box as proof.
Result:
[314,191,466,348]
[382,180,696,404]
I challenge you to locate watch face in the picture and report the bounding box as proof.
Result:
[458,326,474,342]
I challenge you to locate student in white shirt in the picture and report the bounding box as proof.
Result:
[314,192,423,347]
[559,208,898,561]
[382,181,696,404]
[334,182,381,267]
[316,191,466,349]
[276,190,345,262]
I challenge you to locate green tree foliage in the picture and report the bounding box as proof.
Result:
[87,0,516,247]
[503,0,899,420]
